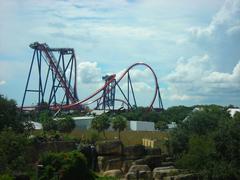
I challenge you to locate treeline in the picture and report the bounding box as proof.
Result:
[170,105,240,179]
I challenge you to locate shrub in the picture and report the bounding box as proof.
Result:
[0,130,28,173]
[0,95,24,132]
[42,119,58,132]
[57,116,75,133]
[39,151,96,180]
[91,114,110,138]
[0,174,14,180]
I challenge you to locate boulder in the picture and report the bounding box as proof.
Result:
[161,162,175,167]
[153,167,179,180]
[163,173,199,180]
[105,158,123,171]
[124,144,146,159]
[96,140,123,156]
[122,160,134,174]
[133,155,162,170]
[98,156,123,172]
[128,164,151,173]
[103,169,124,178]
[145,147,161,156]
[125,170,152,180]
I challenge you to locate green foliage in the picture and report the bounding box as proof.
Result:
[176,136,216,171]
[91,114,110,138]
[57,116,75,133]
[0,130,28,173]
[83,129,102,144]
[155,121,168,131]
[171,106,230,155]
[161,106,193,124]
[0,174,14,180]
[39,151,95,180]
[173,105,240,179]
[42,119,58,132]
[111,115,127,139]
[0,95,24,132]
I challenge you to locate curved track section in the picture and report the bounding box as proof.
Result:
[52,62,163,110]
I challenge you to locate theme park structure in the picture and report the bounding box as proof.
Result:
[21,42,163,112]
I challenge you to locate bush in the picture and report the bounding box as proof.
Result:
[38,151,96,180]
[0,174,14,180]
[173,106,240,179]
[0,95,24,132]
[57,116,75,133]
[0,130,28,173]
[42,119,58,132]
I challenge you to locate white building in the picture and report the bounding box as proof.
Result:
[128,121,155,131]
[167,122,177,129]
[228,108,240,118]
[73,116,94,130]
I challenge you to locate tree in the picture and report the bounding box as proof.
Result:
[0,95,24,132]
[42,119,58,132]
[91,114,110,138]
[172,106,240,179]
[57,116,75,133]
[39,151,96,180]
[111,115,127,139]
[155,121,168,131]
[0,130,28,173]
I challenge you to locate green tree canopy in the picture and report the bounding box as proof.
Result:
[0,95,24,132]
[0,130,28,173]
[111,115,127,139]
[91,114,110,138]
[57,116,75,133]
[39,151,95,180]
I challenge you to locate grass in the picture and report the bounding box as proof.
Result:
[70,129,169,146]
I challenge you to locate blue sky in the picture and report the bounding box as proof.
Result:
[0,0,239,108]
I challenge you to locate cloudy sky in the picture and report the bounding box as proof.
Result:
[0,0,239,108]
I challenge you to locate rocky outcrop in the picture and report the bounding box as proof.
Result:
[145,147,161,156]
[103,169,124,178]
[98,156,123,172]
[126,165,152,180]
[163,173,201,180]
[133,155,162,170]
[96,140,123,156]
[153,167,179,180]
[124,145,146,159]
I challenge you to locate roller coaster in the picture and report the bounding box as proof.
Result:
[21,42,163,112]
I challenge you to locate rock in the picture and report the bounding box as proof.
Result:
[103,169,124,178]
[96,140,123,156]
[122,160,134,174]
[105,158,123,171]
[125,171,152,180]
[133,158,145,165]
[163,173,201,180]
[133,155,162,170]
[98,156,123,172]
[124,145,146,159]
[153,167,179,180]
[145,147,161,156]
[128,165,151,173]
[161,162,175,167]
[144,155,162,170]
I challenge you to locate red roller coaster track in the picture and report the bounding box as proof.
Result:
[21,43,163,112]
[51,62,163,111]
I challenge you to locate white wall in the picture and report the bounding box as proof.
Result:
[73,116,94,130]
[129,121,155,131]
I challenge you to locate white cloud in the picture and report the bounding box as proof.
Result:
[164,54,240,102]
[188,0,240,38]
[78,61,102,84]
[165,54,211,83]
[0,80,6,85]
